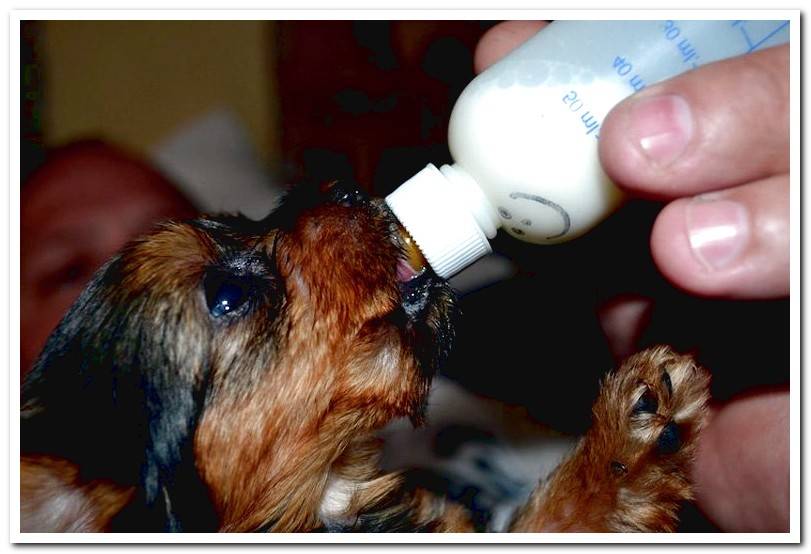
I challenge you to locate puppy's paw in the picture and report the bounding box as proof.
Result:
[507,346,710,533]
[593,346,710,531]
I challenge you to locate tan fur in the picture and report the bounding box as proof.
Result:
[21,456,133,532]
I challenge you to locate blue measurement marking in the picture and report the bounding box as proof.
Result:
[561,89,602,139]
[732,20,789,53]
[612,55,647,92]
[661,21,702,69]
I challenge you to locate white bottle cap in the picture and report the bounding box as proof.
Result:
[385,164,493,279]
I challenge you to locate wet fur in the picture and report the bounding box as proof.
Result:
[20,184,709,532]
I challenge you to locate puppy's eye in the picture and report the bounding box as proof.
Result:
[209,281,246,317]
[204,273,250,318]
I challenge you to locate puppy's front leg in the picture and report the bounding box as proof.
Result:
[509,347,710,532]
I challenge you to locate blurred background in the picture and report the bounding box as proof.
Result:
[20,20,788,532]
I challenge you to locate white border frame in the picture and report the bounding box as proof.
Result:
[8,8,801,546]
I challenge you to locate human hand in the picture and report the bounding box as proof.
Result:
[598,43,789,300]
[474,21,790,532]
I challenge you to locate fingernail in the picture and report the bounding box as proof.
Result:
[628,94,693,167]
[685,197,750,271]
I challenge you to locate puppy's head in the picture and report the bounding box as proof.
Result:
[21,183,456,531]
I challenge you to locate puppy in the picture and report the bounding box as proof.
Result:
[20,183,709,532]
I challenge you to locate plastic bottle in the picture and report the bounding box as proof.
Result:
[385,19,790,279]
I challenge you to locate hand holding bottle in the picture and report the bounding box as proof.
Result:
[389,20,788,281]
[475,20,790,532]
[475,20,790,300]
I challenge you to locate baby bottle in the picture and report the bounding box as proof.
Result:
[385,19,790,278]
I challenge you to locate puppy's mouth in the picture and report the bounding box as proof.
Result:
[391,220,445,320]
[394,224,428,283]
[370,197,453,322]
[370,197,456,373]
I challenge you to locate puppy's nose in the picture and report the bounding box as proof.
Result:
[324,181,369,208]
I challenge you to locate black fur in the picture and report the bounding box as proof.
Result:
[22,252,217,531]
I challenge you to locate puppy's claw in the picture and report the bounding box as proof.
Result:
[632,386,659,415]
[656,421,681,455]
[661,371,673,397]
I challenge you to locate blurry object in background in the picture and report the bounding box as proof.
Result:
[39,20,279,170]
[21,20,46,181]
[20,141,197,379]
[380,376,575,531]
[276,21,493,195]
[151,109,284,220]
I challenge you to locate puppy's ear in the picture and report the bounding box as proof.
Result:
[22,255,218,531]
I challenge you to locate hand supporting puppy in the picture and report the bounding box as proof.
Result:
[475,21,790,532]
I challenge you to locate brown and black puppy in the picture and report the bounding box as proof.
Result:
[20,183,709,533]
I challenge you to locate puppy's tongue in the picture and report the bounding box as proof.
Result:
[395,224,427,282]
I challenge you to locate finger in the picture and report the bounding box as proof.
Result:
[599,44,788,198]
[473,21,548,74]
[650,174,788,299]
[692,388,789,532]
